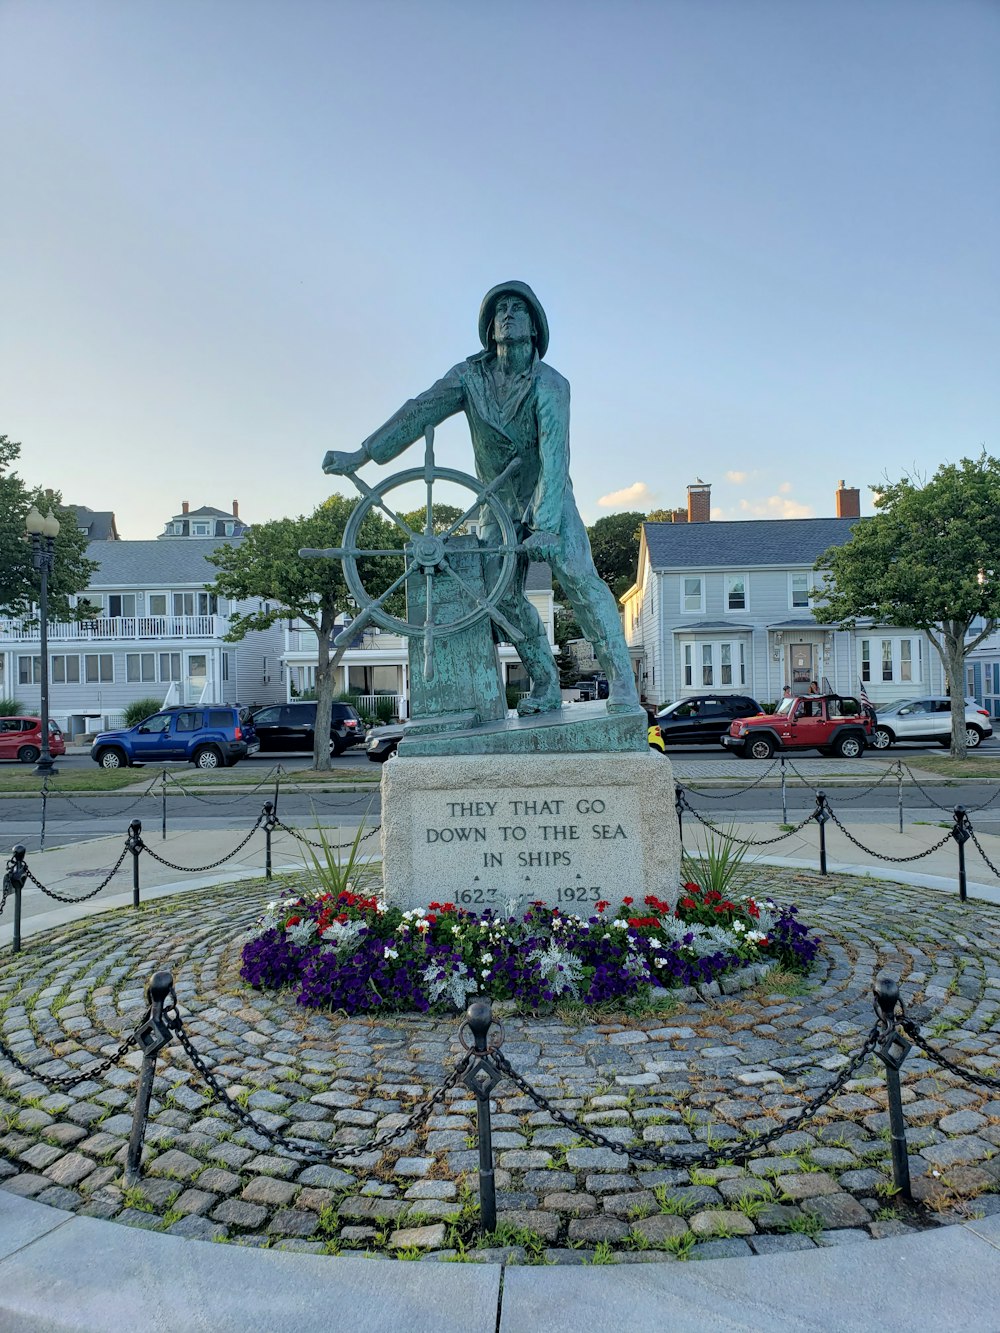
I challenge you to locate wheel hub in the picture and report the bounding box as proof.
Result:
[412,535,446,569]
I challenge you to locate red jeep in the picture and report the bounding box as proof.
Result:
[721,694,872,759]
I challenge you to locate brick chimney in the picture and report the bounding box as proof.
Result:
[232,500,239,518]
[835,481,860,518]
[687,481,711,523]
[181,501,189,515]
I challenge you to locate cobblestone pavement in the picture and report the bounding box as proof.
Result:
[1,869,1000,1266]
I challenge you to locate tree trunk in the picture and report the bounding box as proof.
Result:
[312,611,336,772]
[943,624,968,760]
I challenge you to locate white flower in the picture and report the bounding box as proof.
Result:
[732,921,745,933]
[612,920,627,931]
[481,953,493,964]
[649,937,661,949]
[383,946,398,960]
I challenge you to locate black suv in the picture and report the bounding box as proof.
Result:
[648,694,761,751]
[250,701,365,754]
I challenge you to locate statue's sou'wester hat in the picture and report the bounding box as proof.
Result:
[478,281,549,359]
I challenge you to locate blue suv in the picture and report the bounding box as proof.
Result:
[91,706,259,770]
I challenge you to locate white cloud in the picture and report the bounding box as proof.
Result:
[597,481,656,510]
[739,495,815,519]
[710,506,726,520]
[778,481,793,495]
[725,471,748,485]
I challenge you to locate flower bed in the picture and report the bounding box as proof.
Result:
[240,881,820,1016]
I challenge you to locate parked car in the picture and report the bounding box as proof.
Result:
[868,697,993,751]
[576,674,609,701]
[721,694,872,759]
[0,716,66,764]
[90,706,258,769]
[251,701,366,755]
[366,722,403,763]
[648,695,761,752]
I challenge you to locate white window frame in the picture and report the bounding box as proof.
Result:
[126,652,157,683]
[789,573,813,609]
[159,652,182,682]
[725,574,748,613]
[107,593,136,618]
[84,653,114,684]
[680,638,748,690]
[51,654,81,684]
[148,593,168,616]
[192,522,210,537]
[681,575,705,614]
[17,655,41,685]
[860,636,922,686]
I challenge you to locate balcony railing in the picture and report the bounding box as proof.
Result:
[0,615,226,643]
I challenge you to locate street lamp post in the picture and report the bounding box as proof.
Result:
[25,506,60,777]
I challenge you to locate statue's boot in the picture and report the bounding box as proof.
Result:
[517,687,563,716]
[606,673,641,714]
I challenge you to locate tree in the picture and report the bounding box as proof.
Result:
[813,454,1000,758]
[586,511,646,601]
[0,435,97,619]
[207,496,394,770]
[645,507,682,523]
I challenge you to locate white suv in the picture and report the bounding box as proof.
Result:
[869,697,993,750]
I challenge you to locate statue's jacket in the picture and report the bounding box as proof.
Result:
[361,351,575,539]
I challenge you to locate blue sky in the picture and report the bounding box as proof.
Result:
[2,0,997,539]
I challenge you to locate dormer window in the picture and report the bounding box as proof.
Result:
[193,522,209,536]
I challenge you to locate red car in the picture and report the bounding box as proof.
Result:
[721,694,873,759]
[0,716,66,764]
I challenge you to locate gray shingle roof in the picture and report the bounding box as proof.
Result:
[524,562,552,592]
[644,517,863,570]
[85,539,241,588]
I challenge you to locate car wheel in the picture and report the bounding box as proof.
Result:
[870,728,893,750]
[835,734,864,758]
[193,745,223,769]
[966,726,984,749]
[98,747,127,769]
[748,736,774,760]
[17,745,40,764]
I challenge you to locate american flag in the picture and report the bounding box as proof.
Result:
[859,678,871,704]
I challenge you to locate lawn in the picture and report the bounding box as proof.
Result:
[902,754,1000,779]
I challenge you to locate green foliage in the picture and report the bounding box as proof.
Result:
[681,825,752,898]
[814,454,1000,757]
[505,683,522,710]
[0,435,98,619]
[123,697,164,728]
[300,817,380,897]
[0,697,25,716]
[586,510,646,600]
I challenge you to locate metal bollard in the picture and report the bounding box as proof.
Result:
[461,999,501,1234]
[952,806,972,903]
[272,766,281,821]
[126,820,143,908]
[263,801,277,880]
[780,755,787,826]
[813,790,830,875]
[161,769,168,841]
[5,846,28,955]
[873,972,913,1200]
[674,786,684,846]
[40,779,49,854]
[124,970,175,1186]
[896,760,904,835]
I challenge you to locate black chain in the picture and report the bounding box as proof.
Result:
[814,762,902,804]
[0,1009,148,1090]
[896,763,1000,815]
[679,794,814,846]
[0,876,10,920]
[491,1026,880,1168]
[164,766,283,807]
[166,1006,471,1160]
[140,813,264,872]
[682,760,780,800]
[824,807,953,862]
[274,818,381,850]
[24,844,130,903]
[969,829,1000,878]
[41,775,160,818]
[901,1019,1000,1091]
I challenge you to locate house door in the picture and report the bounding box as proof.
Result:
[790,643,814,690]
[186,653,208,703]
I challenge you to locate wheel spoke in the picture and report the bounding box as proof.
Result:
[423,573,435,681]
[441,456,522,541]
[350,473,420,542]
[300,547,409,559]
[334,561,417,644]
[440,562,524,643]
[424,426,435,538]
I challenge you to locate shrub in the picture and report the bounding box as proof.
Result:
[0,697,26,716]
[123,697,165,728]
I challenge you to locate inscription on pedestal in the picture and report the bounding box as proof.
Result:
[414,788,644,908]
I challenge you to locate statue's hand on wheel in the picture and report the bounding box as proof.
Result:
[322,448,367,476]
[522,530,560,562]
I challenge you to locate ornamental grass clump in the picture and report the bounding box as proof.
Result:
[241,882,820,1017]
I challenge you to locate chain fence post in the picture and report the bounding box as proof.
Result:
[951,806,971,903]
[896,760,904,835]
[780,756,787,825]
[461,999,500,1234]
[124,970,175,1187]
[161,769,168,841]
[873,971,913,1200]
[39,777,49,854]
[5,846,28,955]
[263,801,277,880]
[126,820,143,908]
[674,786,684,848]
[813,790,830,875]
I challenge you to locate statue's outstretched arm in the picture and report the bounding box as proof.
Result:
[323,365,465,475]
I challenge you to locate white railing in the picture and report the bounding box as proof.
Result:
[354,692,403,720]
[0,615,226,643]
[285,626,407,653]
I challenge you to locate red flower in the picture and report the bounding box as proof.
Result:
[595,900,610,913]
[286,915,301,927]
[680,897,696,910]
[426,914,437,926]
[747,901,760,918]
[623,897,633,906]
[683,882,700,893]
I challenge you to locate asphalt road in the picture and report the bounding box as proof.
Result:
[2,740,998,852]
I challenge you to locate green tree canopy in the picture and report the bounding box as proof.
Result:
[0,434,97,620]
[586,511,646,601]
[207,495,396,769]
[813,454,1000,757]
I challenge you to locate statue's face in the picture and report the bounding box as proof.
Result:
[492,294,534,346]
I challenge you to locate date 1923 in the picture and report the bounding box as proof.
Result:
[557,886,602,903]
